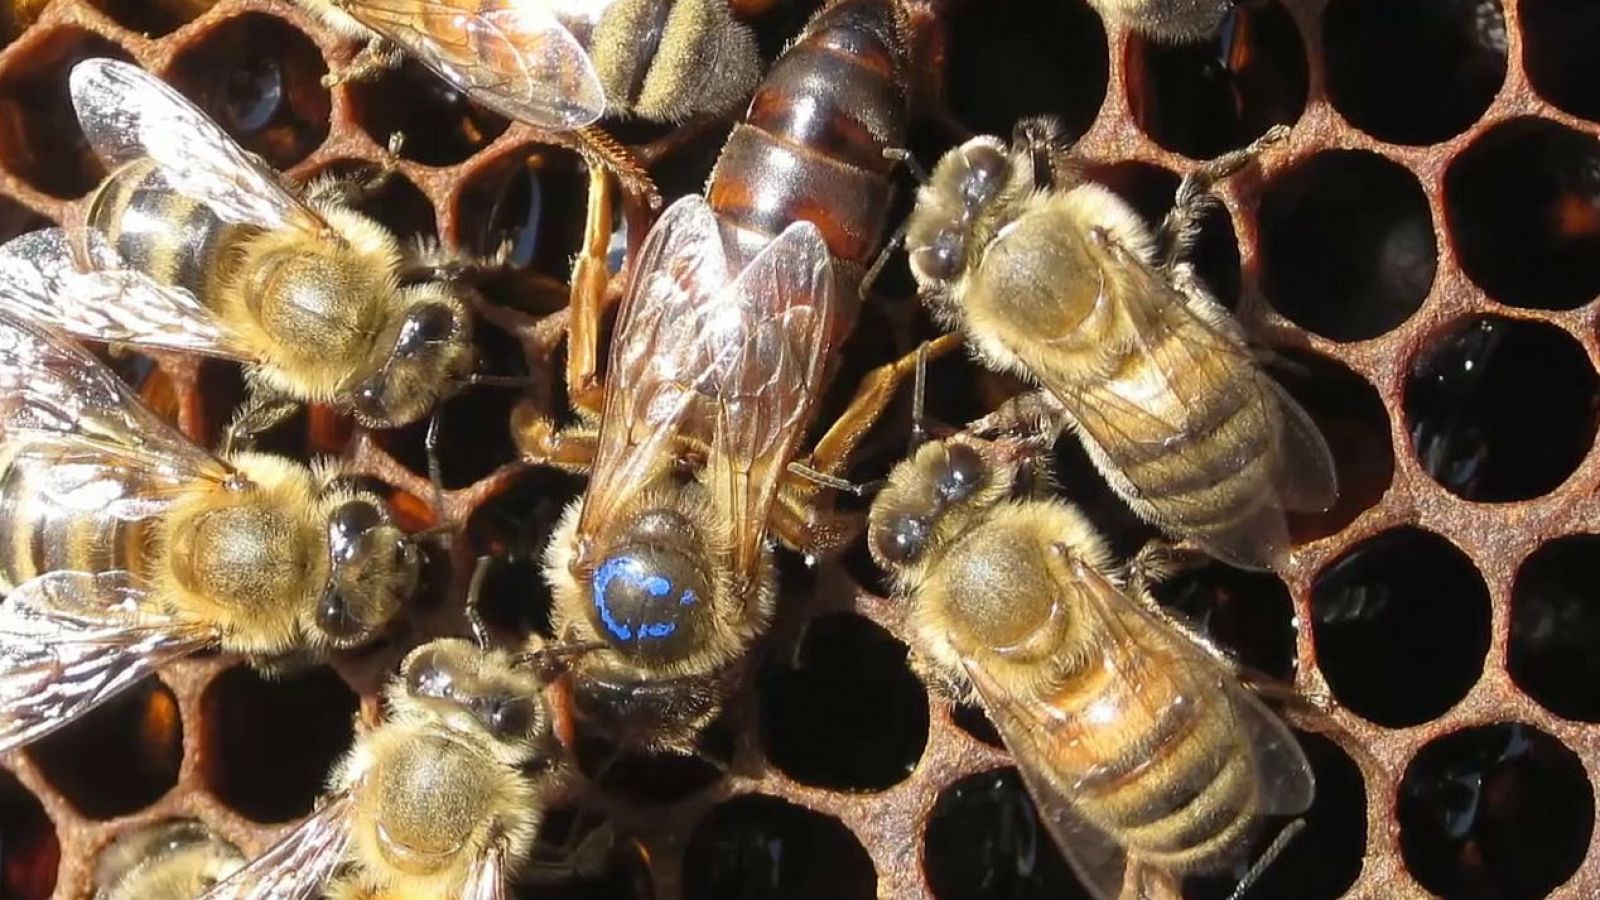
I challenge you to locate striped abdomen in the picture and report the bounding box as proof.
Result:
[705,0,908,286]
[84,157,252,306]
[0,448,162,593]
[580,0,759,123]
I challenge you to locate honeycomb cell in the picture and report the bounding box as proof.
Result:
[1125,1,1308,159]
[1404,316,1598,502]
[0,29,131,198]
[682,795,876,900]
[517,817,654,900]
[759,613,928,791]
[1310,528,1491,726]
[200,665,358,823]
[1445,118,1600,310]
[1522,0,1600,123]
[1272,349,1393,541]
[166,14,331,170]
[1151,561,1295,681]
[90,0,214,39]
[1398,723,1592,899]
[1259,151,1435,342]
[944,0,1107,141]
[950,703,1003,749]
[349,58,508,168]
[1090,161,1240,309]
[453,146,590,291]
[1509,535,1600,721]
[309,160,437,242]
[462,467,587,638]
[0,768,57,900]
[1322,0,1506,145]
[924,768,1086,900]
[25,678,181,820]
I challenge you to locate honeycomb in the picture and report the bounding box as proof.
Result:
[0,0,1597,897]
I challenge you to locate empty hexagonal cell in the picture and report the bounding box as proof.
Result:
[1323,0,1506,145]
[453,146,591,295]
[759,613,928,791]
[1310,528,1490,726]
[1090,161,1240,309]
[349,58,508,168]
[1151,561,1295,680]
[0,768,57,900]
[924,768,1087,900]
[1522,0,1600,123]
[1398,723,1592,899]
[462,467,586,638]
[682,795,876,900]
[89,0,215,38]
[25,678,181,820]
[165,15,330,170]
[0,29,131,198]
[1404,316,1598,502]
[201,664,358,823]
[1272,349,1393,541]
[944,0,1107,140]
[1446,118,1600,310]
[1125,0,1307,159]
[1259,151,1435,342]
[1510,535,1600,721]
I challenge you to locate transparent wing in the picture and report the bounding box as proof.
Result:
[69,58,331,235]
[0,228,251,359]
[200,793,355,900]
[577,195,731,541]
[0,570,216,752]
[462,841,510,900]
[340,0,605,128]
[702,221,835,582]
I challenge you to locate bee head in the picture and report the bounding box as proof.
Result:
[348,290,474,428]
[906,137,1016,289]
[315,497,419,648]
[398,638,550,757]
[869,439,998,572]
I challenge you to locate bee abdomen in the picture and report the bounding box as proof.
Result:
[0,451,153,592]
[588,0,759,123]
[86,158,245,303]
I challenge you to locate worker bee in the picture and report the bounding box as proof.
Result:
[94,820,246,900]
[903,118,1335,571]
[0,58,476,439]
[303,0,760,128]
[0,309,419,752]
[1088,0,1236,42]
[868,435,1315,900]
[201,636,563,900]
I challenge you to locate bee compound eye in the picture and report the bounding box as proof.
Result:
[404,647,455,700]
[397,304,456,355]
[329,500,383,550]
[961,144,1010,209]
[315,587,366,643]
[936,443,987,502]
[482,695,538,740]
[910,233,964,283]
[874,512,931,566]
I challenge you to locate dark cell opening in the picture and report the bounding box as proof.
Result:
[945,0,1107,140]
[1398,723,1592,899]
[0,29,131,198]
[1125,0,1308,159]
[167,14,330,169]
[0,768,57,900]
[683,795,876,900]
[1151,561,1296,681]
[759,613,928,791]
[462,466,587,639]
[1446,118,1600,310]
[1271,349,1393,542]
[1259,151,1436,341]
[309,160,437,243]
[200,665,358,823]
[924,768,1088,900]
[348,57,508,167]
[88,0,212,35]
[1090,161,1240,309]
[1403,316,1598,502]
[1510,535,1600,721]
[1310,528,1490,726]
[951,703,1004,749]
[26,677,181,819]
[518,815,654,900]
[1052,435,1160,562]
[0,195,45,243]
[1522,0,1600,123]
[1323,0,1506,145]
[454,146,591,312]
[571,729,733,805]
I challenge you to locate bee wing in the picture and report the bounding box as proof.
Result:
[577,195,733,540]
[702,219,835,581]
[337,0,606,129]
[0,570,217,752]
[200,793,355,900]
[0,228,252,360]
[69,59,331,236]
[462,840,510,900]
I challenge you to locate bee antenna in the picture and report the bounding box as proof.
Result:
[465,554,496,649]
[1225,818,1306,900]
[517,640,606,682]
[883,147,930,185]
[465,372,539,390]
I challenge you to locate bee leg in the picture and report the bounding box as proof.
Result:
[509,404,601,473]
[221,388,300,455]
[320,38,403,90]
[522,820,617,883]
[401,235,513,285]
[565,160,618,415]
[303,134,403,207]
[966,388,1070,443]
[1156,124,1290,273]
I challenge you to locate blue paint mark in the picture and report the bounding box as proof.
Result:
[680,589,698,607]
[591,555,693,645]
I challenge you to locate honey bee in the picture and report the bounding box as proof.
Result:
[0,58,476,440]
[303,0,760,128]
[201,636,563,900]
[1088,0,1236,42]
[868,434,1315,900]
[94,820,246,900]
[903,118,1335,571]
[519,0,928,756]
[0,309,419,752]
